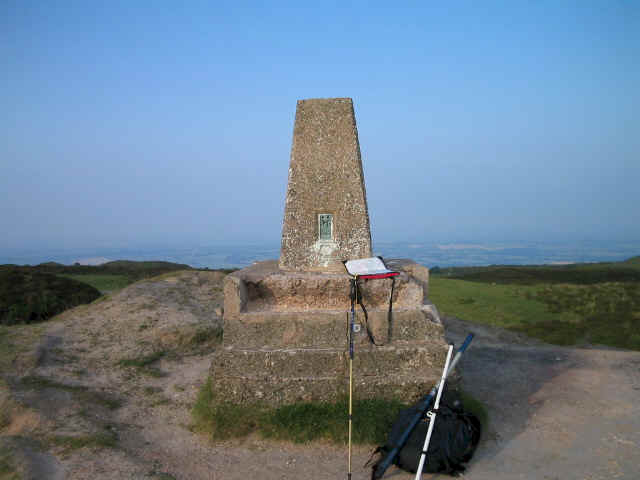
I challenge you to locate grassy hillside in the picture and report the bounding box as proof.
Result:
[430,257,640,350]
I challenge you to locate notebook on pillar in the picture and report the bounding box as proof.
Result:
[343,257,399,279]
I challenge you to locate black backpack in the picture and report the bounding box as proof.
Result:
[370,391,481,477]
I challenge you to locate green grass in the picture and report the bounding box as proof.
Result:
[430,276,640,350]
[429,277,580,329]
[50,430,118,452]
[57,274,132,294]
[0,444,20,480]
[117,350,166,368]
[191,378,489,445]
[191,378,262,439]
[191,377,406,445]
[146,473,176,480]
[522,282,640,348]
[191,326,223,345]
[118,351,167,377]
[433,258,640,285]
[263,397,406,444]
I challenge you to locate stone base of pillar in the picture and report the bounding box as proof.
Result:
[210,259,447,406]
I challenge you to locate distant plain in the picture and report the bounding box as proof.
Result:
[2,241,638,270]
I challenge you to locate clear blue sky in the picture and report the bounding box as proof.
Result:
[2,1,638,252]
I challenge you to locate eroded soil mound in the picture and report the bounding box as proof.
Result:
[1,270,225,479]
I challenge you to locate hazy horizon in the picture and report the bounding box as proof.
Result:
[2,2,639,252]
[1,239,638,271]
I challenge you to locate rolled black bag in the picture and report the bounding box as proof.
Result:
[370,390,481,478]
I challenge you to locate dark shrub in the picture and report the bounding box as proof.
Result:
[0,268,101,325]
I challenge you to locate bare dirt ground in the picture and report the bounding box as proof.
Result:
[1,271,639,479]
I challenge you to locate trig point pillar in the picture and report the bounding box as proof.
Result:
[279,98,372,272]
[213,97,448,406]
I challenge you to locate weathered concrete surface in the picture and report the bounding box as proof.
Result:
[225,260,422,314]
[223,309,442,349]
[279,98,372,272]
[210,342,445,404]
[388,258,430,298]
[213,259,447,405]
[210,372,442,405]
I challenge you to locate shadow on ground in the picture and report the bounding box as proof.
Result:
[437,315,640,480]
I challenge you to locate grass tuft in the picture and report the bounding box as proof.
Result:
[118,350,165,368]
[192,377,263,439]
[118,351,167,377]
[191,326,223,346]
[0,444,20,480]
[192,377,406,445]
[264,397,405,444]
[50,430,117,452]
[147,472,176,480]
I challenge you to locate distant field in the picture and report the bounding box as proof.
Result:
[430,257,640,350]
[431,256,640,284]
[47,260,195,295]
[57,274,132,294]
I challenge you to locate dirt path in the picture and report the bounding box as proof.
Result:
[2,272,639,479]
[442,316,640,480]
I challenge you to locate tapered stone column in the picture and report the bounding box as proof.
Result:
[279,98,372,272]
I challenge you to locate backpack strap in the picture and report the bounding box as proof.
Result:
[363,446,383,468]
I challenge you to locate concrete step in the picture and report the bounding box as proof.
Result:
[209,371,441,405]
[223,307,442,348]
[224,260,424,314]
[209,342,447,405]
[211,343,446,379]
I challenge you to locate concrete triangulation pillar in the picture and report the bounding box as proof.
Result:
[279,98,372,272]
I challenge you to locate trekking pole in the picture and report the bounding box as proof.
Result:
[371,333,474,480]
[414,344,454,479]
[347,276,358,480]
